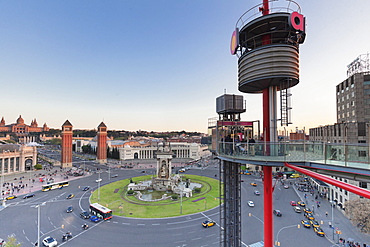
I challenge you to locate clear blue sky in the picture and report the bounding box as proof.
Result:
[1,0,369,133]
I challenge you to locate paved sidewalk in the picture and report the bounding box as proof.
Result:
[0,168,91,200]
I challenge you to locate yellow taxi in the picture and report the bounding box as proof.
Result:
[301,220,311,228]
[297,201,306,207]
[250,182,257,187]
[66,193,75,199]
[303,208,312,214]
[304,213,315,220]
[313,227,325,237]
[310,220,320,228]
[6,195,17,200]
[202,220,216,228]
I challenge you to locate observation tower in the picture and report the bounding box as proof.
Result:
[228,0,306,246]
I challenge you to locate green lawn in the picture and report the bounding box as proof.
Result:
[90,174,221,218]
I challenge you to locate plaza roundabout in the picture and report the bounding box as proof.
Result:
[90,174,222,218]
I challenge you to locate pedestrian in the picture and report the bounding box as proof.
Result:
[326,211,328,217]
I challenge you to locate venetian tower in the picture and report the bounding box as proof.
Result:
[97,122,107,164]
[61,120,73,168]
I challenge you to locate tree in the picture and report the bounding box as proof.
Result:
[4,236,21,247]
[345,198,370,233]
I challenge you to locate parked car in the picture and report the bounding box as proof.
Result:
[248,201,255,207]
[301,220,311,228]
[0,238,5,246]
[305,213,315,220]
[310,220,320,228]
[293,206,302,213]
[202,220,216,228]
[23,193,35,199]
[313,227,325,237]
[273,209,282,217]
[304,208,313,214]
[66,206,73,213]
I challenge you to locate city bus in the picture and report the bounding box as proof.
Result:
[89,203,112,220]
[41,181,69,191]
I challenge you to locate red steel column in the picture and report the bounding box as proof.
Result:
[261,1,273,246]
[263,166,273,247]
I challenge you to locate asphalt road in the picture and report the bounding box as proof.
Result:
[1,163,368,246]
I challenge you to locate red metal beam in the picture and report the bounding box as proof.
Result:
[263,166,273,247]
[285,162,370,199]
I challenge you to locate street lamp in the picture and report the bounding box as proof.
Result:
[329,200,335,240]
[36,202,46,246]
[98,171,101,201]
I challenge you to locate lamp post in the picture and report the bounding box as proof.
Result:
[330,200,335,240]
[98,171,101,202]
[36,202,46,246]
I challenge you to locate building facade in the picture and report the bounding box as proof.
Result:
[0,115,49,135]
[119,142,206,161]
[0,144,37,175]
[309,54,370,208]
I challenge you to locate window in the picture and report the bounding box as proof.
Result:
[352,92,354,97]
[358,122,366,136]
[364,89,370,95]
[364,81,370,85]
[359,150,367,157]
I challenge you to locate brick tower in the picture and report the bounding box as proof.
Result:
[97,122,107,164]
[61,120,73,168]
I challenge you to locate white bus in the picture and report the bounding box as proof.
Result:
[41,181,69,191]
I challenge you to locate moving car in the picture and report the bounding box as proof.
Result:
[290,201,297,206]
[90,215,101,223]
[313,227,325,237]
[202,220,216,228]
[0,238,5,246]
[82,186,90,191]
[248,201,255,207]
[301,220,311,228]
[66,194,74,199]
[66,206,73,213]
[111,174,118,178]
[254,191,260,196]
[293,206,301,213]
[273,209,282,217]
[283,185,289,189]
[96,178,102,182]
[80,211,90,219]
[42,236,58,247]
[298,201,306,207]
[250,182,257,187]
[23,193,35,199]
[6,195,17,200]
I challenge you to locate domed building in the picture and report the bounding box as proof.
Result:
[0,115,49,135]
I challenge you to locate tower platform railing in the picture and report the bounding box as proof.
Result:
[217,141,370,169]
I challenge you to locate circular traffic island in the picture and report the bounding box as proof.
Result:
[90,174,221,218]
